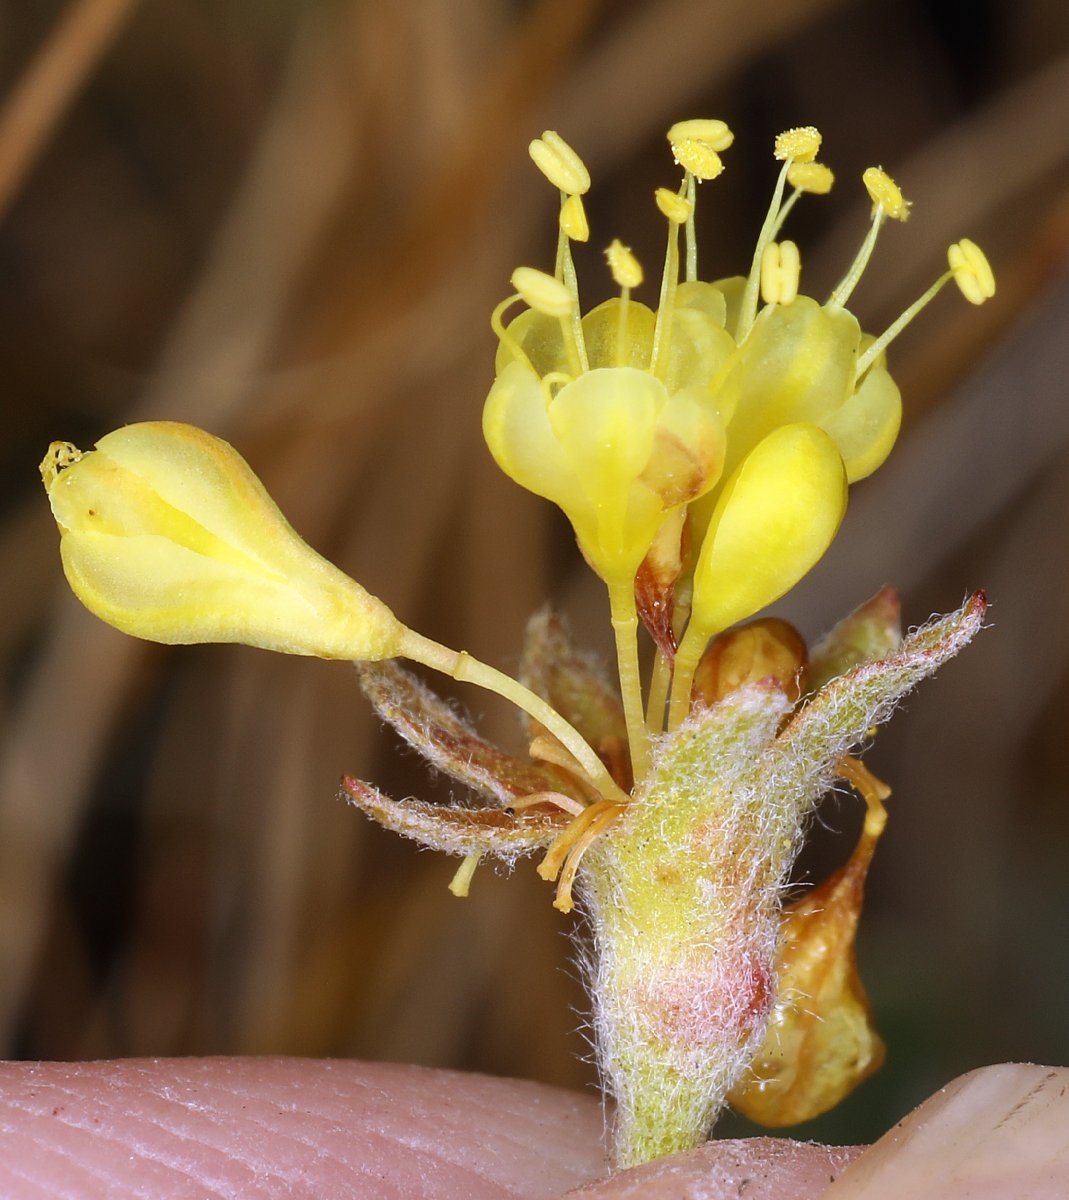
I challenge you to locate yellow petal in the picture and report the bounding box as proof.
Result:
[548,368,660,507]
[42,422,404,659]
[493,307,568,376]
[482,361,582,512]
[640,388,725,508]
[580,298,657,371]
[820,364,902,483]
[690,423,847,638]
[713,296,859,466]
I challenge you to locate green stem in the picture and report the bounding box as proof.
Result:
[666,618,709,729]
[645,648,672,735]
[608,580,650,781]
[397,627,628,803]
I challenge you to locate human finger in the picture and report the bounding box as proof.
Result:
[824,1063,1069,1199]
[562,1136,862,1198]
[0,1056,606,1199]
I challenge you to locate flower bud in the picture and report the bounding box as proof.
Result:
[693,617,808,707]
[41,422,405,660]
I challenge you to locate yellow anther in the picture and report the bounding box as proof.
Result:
[670,139,725,180]
[786,161,835,194]
[760,240,801,305]
[775,126,822,163]
[947,238,995,305]
[655,187,694,224]
[510,267,574,317]
[862,167,910,221]
[559,193,590,242]
[606,239,644,290]
[528,130,591,195]
[666,118,734,153]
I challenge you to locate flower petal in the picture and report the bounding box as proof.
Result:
[690,424,847,639]
[43,423,403,660]
[714,297,860,468]
[820,364,902,483]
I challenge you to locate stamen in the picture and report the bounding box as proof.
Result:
[448,853,481,897]
[606,239,644,289]
[529,130,591,195]
[511,266,573,317]
[862,167,910,222]
[769,164,834,242]
[667,118,735,151]
[774,126,822,163]
[490,294,537,373]
[760,240,801,305]
[855,271,950,378]
[667,118,733,181]
[555,234,591,374]
[510,790,587,817]
[655,186,693,225]
[684,173,699,281]
[829,209,884,310]
[948,238,996,305]
[559,193,590,242]
[836,754,890,840]
[537,799,629,913]
[607,239,644,366]
[650,186,685,380]
[528,732,591,779]
[552,803,628,912]
[735,155,792,342]
[787,160,835,194]
[670,141,724,180]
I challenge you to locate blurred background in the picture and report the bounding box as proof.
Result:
[1,0,1068,1147]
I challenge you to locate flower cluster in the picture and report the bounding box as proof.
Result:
[40,120,993,1170]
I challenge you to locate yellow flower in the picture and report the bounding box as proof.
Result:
[484,123,995,729]
[40,421,406,660]
[485,285,730,589]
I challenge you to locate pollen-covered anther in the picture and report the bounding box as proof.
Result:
[786,160,834,194]
[863,167,910,221]
[510,266,575,317]
[948,238,995,305]
[559,193,590,242]
[774,126,822,163]
[655,187,693,224]
[760,240,801,305]
[670,139,725,181]
[528,130,591,195]
[606,238,644,289]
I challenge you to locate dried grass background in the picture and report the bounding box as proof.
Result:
[1,0,1068,1145]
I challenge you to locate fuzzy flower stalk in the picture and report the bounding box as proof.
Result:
[40,121,994,1170]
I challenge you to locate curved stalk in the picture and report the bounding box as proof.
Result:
[607,580,650,781]
[397,627,628,804]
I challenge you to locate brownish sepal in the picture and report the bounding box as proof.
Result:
[634,510,692,661]
[520,610,627,758]
[808,585,902,692]
[728,759,888,1127]
[341,775,566,856]
[357,659,588,808]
